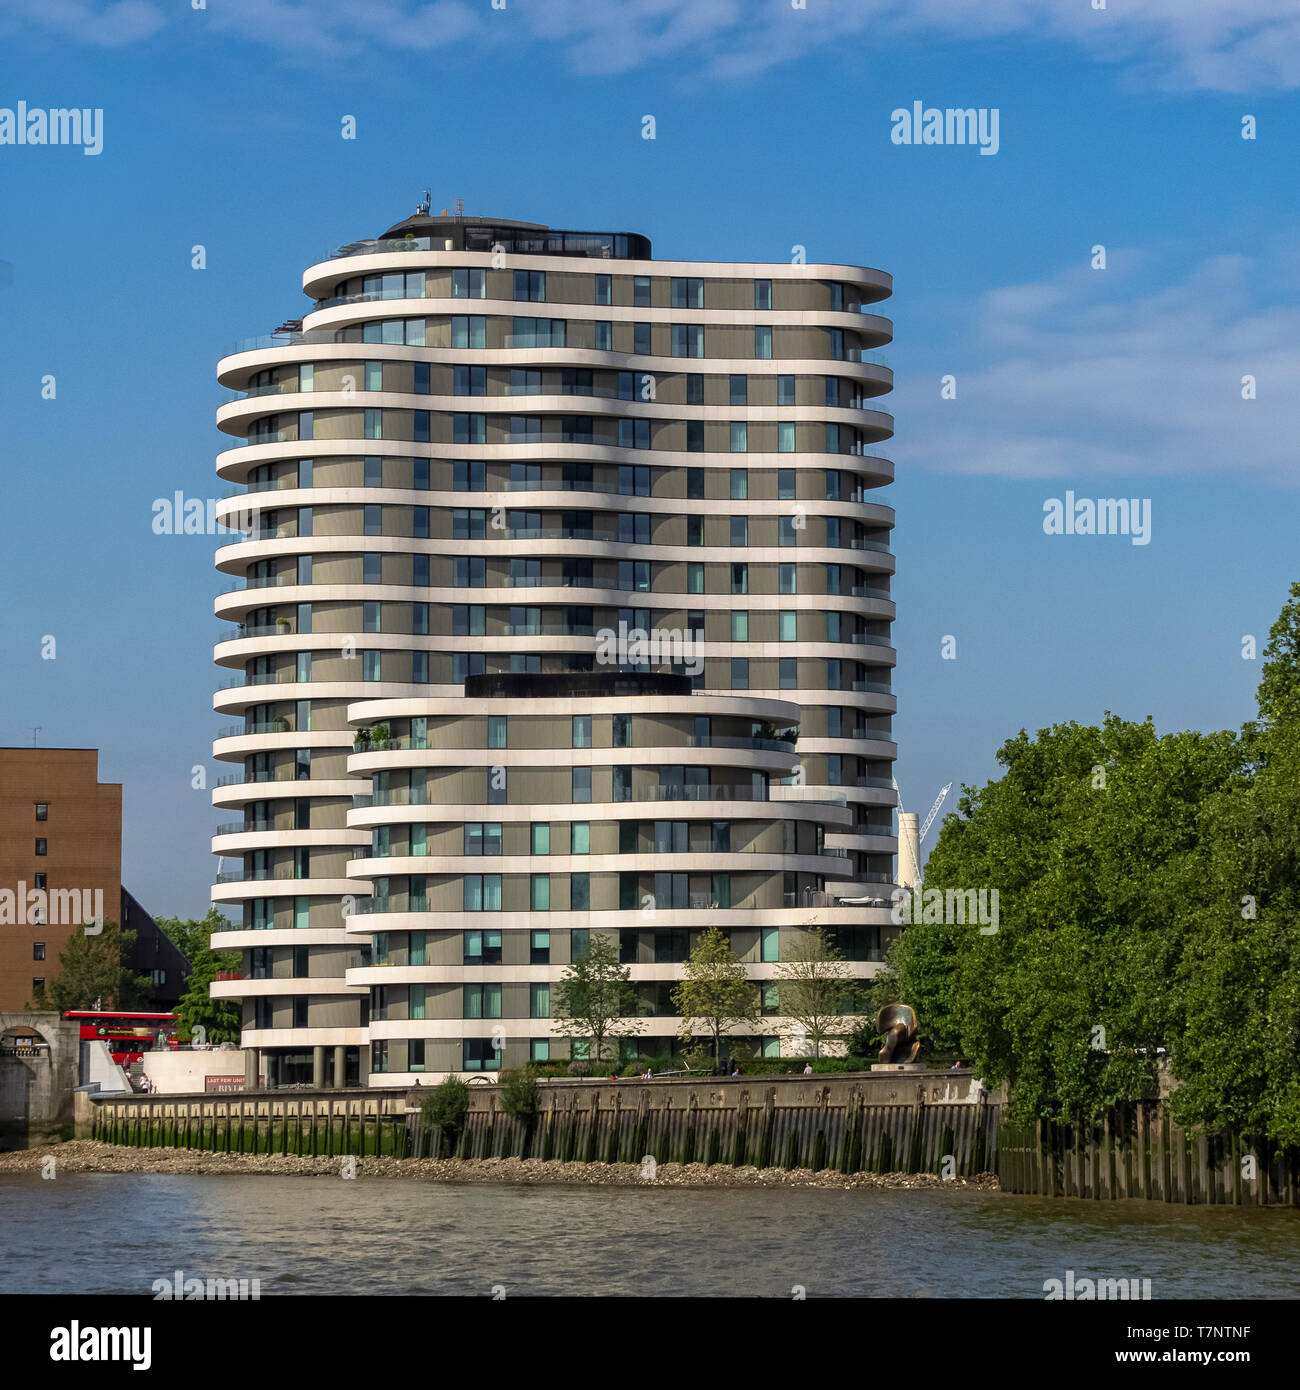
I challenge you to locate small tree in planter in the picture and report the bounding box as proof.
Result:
[772,927,853,1058]
[353,728,371,752]
[672,925,759,1071]
[552,932,642,1065]
[497,1069,542,1157]
[420,1076,470,1157]
[369,723,391,750]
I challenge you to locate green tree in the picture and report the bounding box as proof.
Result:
[47,922,154,1012]
[161,908,240,1044]
[1167,583,1300,1142]
[551,932,642,1063]
[672,925,759,1069]
[420,1076,471,1157]
[173,944,242,1045]
[154,906,230,965]
[771,926,853,1057]
[889,715,1241,1125]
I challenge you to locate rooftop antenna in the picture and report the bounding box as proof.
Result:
[455,198,464,218]
[417,189,431,216]
[31,726,41,748]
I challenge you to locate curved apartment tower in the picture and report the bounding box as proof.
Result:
[210,213,898,1088]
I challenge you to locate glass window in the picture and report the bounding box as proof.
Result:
[514,269,546,302]
[532,824,551,855]
[730,422,747,453]
[671,277,704,308]
[530,983,551,1018]
[730,516,748,547]
[779,563,797,594]
[755,326,772,359]
[531,930,551,965]
[778,375,796,406]
[731,611,748,642]
[634,323,652,355]
[780,611,797,642]
[729,375,747,406]
[570,873,590,910]
[572,716,592,748]
[755,280,772,311]
[571,822,590,854]
[731,563,748,595]
[451,268,485,298]
[730,469,748,500]
[531,875,551,911]
[671,324,703,358]
[454,413,486,444]
[464,982,503,1018]
[487,716,507,749]
[778,422,795,453]
[572,767,592,803]
[731,657,749,690]
[633,276,651,307]
[761,926,779,962]
[780,657,798,689]
[451,316,486,349]
[685,374,704,406]
[594,274,611,306]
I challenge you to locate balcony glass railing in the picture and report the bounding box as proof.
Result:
[327,236,434,261]
[215,722,296,738]
[222,575,298,593]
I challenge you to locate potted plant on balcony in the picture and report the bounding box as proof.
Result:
[370,723,391,751]
[353,728,371,752]
[275,615,292,634]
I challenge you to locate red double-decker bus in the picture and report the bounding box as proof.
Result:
[65,1010,177,1066]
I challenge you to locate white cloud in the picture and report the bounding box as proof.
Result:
[7,0,1300,89]
[896,248,1300,483]
[0,0,166,48]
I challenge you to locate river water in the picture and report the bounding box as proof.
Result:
[1,1174,1297,1298]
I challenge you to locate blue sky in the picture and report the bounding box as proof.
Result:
[0,0,1295,918]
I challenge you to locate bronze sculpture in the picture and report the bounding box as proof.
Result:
[876,1004,921,1064]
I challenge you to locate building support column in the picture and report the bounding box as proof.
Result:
[313,1046,325,1090]
[334,1045,346,1090]
[245,1047,259,1091]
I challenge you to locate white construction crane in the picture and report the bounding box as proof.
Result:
[894,779,952,887]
